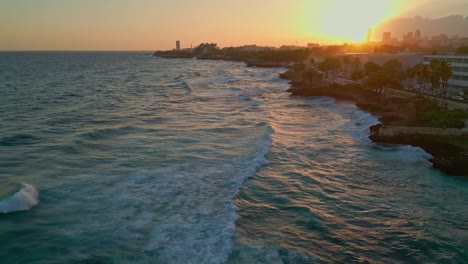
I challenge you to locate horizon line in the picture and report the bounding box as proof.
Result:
[0,50,156,52]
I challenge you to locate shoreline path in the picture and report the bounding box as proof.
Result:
[324,76,468,110]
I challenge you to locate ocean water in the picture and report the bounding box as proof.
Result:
[0,52,467,264]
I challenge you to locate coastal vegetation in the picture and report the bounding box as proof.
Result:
[153,44,309,66]
[318,57,341,78]
[281,58,468,176]
[154,42,466,68]
[365,59,404,94]
[280,57,468,128]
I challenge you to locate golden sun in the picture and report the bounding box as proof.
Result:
[303,0,402,43]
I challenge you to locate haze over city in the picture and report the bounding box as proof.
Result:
[1,0,467,50]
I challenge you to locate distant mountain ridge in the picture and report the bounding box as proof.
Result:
[374,15,468,40]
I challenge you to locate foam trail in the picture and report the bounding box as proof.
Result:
[174,76,193,92]
[0,183,39,214]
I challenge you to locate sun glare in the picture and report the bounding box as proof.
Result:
[302,0,402,43]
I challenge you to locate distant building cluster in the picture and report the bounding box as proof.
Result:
[170,28,468,90]
[344,52,424,72]
[307,43,320,49]
[380,30,468,47]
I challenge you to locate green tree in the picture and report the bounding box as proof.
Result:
[292,62,307,72]
[319,57,341,78]
[429,59,441,95]
[382,59,404,89]
[309,58,316,68]
[350,70,365,81]
[342,56,350,76]
[439,60,453,106]
[365,70,390,95]
[383,59,402,72]
[363,62,380,77]
[352,57,362,72]
[415,63,430,91]
[302,67,323,85]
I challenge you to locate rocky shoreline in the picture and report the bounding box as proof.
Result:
[283,76,468,176]
[369,127,468,175]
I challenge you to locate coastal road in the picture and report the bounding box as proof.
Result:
[386,88,468,109]
[325,76,468,109]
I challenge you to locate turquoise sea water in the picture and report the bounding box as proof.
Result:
[1,52,467,263]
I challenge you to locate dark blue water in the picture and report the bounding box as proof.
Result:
[1,52,467,263]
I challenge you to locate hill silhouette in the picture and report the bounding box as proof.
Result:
[374,15,468,40]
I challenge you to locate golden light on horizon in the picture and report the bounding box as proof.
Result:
[3,0,466,50]
[300,0,403,44]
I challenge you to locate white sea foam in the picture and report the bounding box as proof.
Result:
[347,109,380,143]
[325,99,434,165]
[344,106,433,164]
[0,183,39,214]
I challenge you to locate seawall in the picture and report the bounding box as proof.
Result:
[371,125,468,137]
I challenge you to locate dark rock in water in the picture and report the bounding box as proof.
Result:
[369,126,468,176]
[246,61,291,68]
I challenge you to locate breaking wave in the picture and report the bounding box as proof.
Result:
[0,183,39,214]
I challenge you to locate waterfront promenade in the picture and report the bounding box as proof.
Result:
[375,125,468,137]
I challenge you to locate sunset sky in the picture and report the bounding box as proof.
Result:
[1,0,467,51]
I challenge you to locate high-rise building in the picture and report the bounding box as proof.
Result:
[415,30,421,40]
[403,32,414,42]
[176,40,181,51]
[382,32,391,42]
[367,28,372,43]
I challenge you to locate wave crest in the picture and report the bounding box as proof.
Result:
[0,183,39,214]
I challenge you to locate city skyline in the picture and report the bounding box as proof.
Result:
[1,0,467,51]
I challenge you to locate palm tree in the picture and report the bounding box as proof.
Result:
[439,61,453,106]
[405,66,416,89]
[319,57,341,79]
[309,58,316,68]
[330,57,342,78]
[415,63,430,92]
[429,59,441,95]
[366,70,390,95]
[302,67,323,85]
[318,60,330,78]
[342,56,350,76]
[352,57,361,73]
[363,62,380,77]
